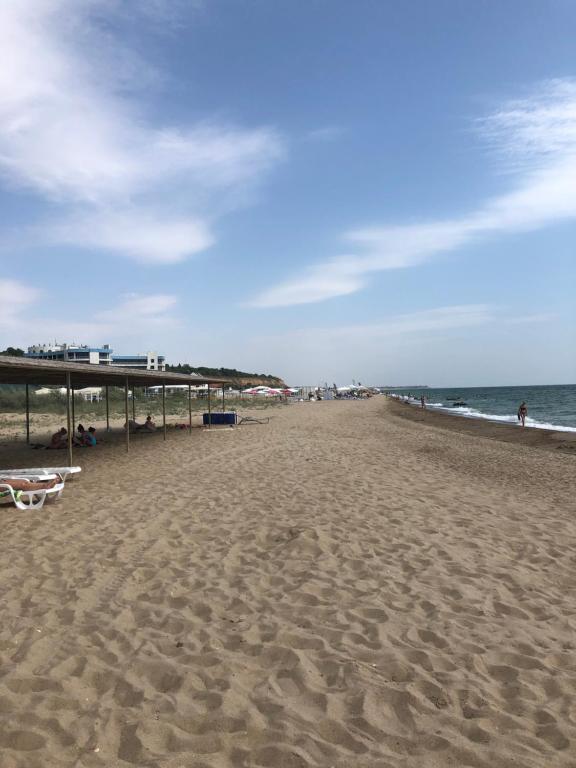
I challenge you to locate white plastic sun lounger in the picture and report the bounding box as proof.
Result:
[0,466,81,482]
[0,478,65,510]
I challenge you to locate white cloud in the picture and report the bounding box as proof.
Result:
[0,279,40,325]
[478,79,576,169]
[251,78,576,307]
[0,280,179,348]
[251,222,475,308]
[96,293,178,324]
[251,256,366,308]
[0,0,283,263]
[48,209,214,264]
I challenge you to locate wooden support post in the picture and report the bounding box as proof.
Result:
[125,377,130,453]
[71,386,75,433]
[105,385,110,431]
[188,383,192,435]
[222,384,225,413]
[25,384,30,444]
[66,373,73,466]
[162,383,167,440]
[132,386,136,422]
[207,385,212,428]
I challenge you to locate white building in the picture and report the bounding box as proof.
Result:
[26,343,113,365]
[110,352,166,371]
[25,343,165,371]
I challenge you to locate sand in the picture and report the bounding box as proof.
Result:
[389,397,576,456]
[0,397,575,767]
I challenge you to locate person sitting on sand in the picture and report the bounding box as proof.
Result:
[82,427,97,446]
[518,401,528,427]
[47,427,67,449]
[0,475,60,491]
[73,424,86,446]
[138,415,156,431]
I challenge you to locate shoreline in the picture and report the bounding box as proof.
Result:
[387,396,576,454]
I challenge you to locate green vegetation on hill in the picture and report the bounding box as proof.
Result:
[166,363,284,385]
[0,347,25,357]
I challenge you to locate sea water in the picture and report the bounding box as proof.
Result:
[386,384,576,432]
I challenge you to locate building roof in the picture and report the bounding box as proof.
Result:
[0,356,228,388]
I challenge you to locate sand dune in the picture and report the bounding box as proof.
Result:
[0,398,575,767]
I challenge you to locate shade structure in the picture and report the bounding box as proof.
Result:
[243,386,282,395]
[0,356,229,455]
[0,356,227,389]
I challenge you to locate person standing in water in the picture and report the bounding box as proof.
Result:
[518,401,528,427]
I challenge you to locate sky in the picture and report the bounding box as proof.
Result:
[1,0,575,386]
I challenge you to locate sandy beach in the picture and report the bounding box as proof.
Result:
[1,397,575,767]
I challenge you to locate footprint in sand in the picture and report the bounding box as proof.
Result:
[536,723,570,750]
[0,729,46,751]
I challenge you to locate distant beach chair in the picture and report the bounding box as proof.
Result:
[0,475,65,510]
[0,466,81,483]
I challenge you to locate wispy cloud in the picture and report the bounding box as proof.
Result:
[0,1,283,264]
[251,78,576,307]
[95,292,179,326]
[0,279,40,326]
[47,209,214,265]
[0,280,179,348]
[265,305,496,347]
[211,304,555,384]
[314,304,495,340]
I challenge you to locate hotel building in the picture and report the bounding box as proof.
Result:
[25,344,166,371]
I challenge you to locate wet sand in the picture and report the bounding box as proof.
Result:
[389,397,576,455]
[0,398,575,767]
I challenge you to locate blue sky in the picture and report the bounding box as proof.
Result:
[1,0,575,385]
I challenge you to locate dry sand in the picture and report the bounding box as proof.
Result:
[0,397,575,768]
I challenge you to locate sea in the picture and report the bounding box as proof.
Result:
[384,384,576,433]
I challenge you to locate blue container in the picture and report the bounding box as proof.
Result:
[203,411,237,425]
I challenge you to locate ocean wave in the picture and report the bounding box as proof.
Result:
[426,403,576,433]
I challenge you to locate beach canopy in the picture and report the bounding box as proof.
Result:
[243,385,281,395]
[337,384,368,392]
[0,355,224,389]
[0,355,228,461]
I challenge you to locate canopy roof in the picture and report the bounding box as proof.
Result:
[0,356,228,388]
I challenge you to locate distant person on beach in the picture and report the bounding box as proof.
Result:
[47,428,67,449]
[518,401,528,427]
[420,395,426,409]
[139,415,156,431]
